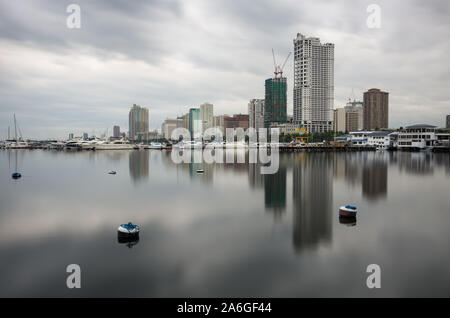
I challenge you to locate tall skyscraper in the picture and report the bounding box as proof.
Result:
[189,108,201,140]
[264,77,287,128]
[363,88,389,130]
[128,104,149,140]
[113,125,120,138]
[200,103,214,133]
[293,33,334,133]
[446,115,450,129]
[248,99,265,130]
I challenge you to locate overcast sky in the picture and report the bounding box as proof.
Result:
[0,0,449,139]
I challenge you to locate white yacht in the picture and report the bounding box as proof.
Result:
[65,139,82,150]
[93,139,134,150]
[148,142,162,149]
[205,141,225,149]
[6,140,29,149]
[47,141,66,150]
[80,138,105,150]
[225,141,248,149]
[174,140,203,149]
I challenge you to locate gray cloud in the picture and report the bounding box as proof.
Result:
[0,0,449,139]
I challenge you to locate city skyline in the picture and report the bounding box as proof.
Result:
[1,1,449,139]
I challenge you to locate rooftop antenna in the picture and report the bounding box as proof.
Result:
[272,49,291,78]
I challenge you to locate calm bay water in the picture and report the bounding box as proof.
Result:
[0,149,449,297]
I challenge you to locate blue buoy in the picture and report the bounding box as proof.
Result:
[12,172,21,179]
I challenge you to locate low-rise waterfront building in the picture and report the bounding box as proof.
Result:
[397,124,437,150]
[367,131,395,149]
[269,122,303,135]
[348,131,372,146]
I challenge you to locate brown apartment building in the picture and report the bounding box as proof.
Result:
[363,88,389,130]
[224,114,249,129]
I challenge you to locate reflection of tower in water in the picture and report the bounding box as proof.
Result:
[248,163,264,190]
[264,164,286,219]
[362,155,388,201]
[292,153,333,252]
[129,151,149,183]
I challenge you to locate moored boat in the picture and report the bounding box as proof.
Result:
[339,205,357,217]
[118,222,140,236]
[12,172,21,179]
[148,142,162,149]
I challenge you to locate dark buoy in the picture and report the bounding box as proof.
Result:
[196,169,204,173]
[12,172,21,179]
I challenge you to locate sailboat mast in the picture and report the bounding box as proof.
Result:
[14,114,18,145]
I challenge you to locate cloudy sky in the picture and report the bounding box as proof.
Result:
[0,0,449,139]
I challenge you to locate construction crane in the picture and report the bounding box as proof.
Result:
[272,49,291,78]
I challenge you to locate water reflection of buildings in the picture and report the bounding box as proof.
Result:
[248,163,264,190]
[264,164,286,218]
[129,151,149,183]
[292,153,333,252]
[333,152,388,202]
[397,152,434,175]
[362,157,388,201]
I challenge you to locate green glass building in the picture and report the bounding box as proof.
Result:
[189,108,201,140]
[264,77,287,128]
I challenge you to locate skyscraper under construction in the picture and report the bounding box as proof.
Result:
[264,77,287,128]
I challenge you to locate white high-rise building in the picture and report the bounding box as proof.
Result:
[248,99,265,130]
[293,33,334,133]
[200,103,214,133]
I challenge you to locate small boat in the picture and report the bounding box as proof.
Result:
[108,171,117,175]
[196,169,204,173]
[118,222,140,236]
[12,172,21,179]
[339,205,357,217]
